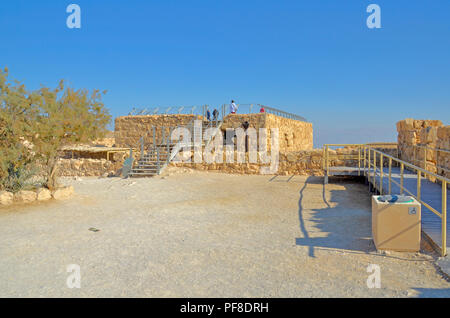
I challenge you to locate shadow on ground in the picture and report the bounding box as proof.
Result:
[295,176,375,258]
[411,288,450,297]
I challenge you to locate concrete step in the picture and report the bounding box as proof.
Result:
[132,168,158,172]
[129,172,157,177]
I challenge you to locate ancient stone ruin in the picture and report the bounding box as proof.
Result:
[55,113,449,180]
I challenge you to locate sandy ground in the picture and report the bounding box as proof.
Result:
[0,168,449,297]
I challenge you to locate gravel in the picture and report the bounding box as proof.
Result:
[0,170,449,297]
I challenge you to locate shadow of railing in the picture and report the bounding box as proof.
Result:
[295,176,375,258]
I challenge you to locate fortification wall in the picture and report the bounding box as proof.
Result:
[115,113,313,152]
[264,114,313,151]
[221,113,313,152]
[396,119,449,179]
[169,149,324,175]
[168,146,396,176]
[114,114,201,148]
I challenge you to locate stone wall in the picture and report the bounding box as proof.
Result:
[114,114,202,148]
[396,118,449,179]
[264,114,313,151]
[168,146,396,176]
[115,113,313,152]
[436,126,450,179]
[56,151,138,177]
[57,159,121,177]
[220,113,313,152]
[169,149,324,176]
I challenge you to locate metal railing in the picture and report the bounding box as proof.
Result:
[322,143,397,179]
[405,144,450,175]
[128,105,206,116]
[365,146,448,256]
[134,117,224,175]
[220,103,308,122]
[129,103,308,122]
[323,143,448,256]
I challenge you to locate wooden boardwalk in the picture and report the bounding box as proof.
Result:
[328,166,449,252]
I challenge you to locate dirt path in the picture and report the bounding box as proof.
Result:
[0,170,449,297]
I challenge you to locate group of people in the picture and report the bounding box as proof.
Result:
[230,100,265,114]
[206,108,220,121]
[206,100,266,121]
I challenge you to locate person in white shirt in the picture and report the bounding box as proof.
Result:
[230,100,237,114]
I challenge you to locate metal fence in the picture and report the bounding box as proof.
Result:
[406,144,450,175]
[220,103,308,122]
[128,106,206,116]
[322,143,448,257]
[129,103,308,122]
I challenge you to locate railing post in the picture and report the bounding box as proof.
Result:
[162,126,166,146]
[156,147,160,174]
[417,171,421,201]
[400,162,404,194]
[389,157,392,195]
[358,146,361,176]
[442,180,447,256]
[373,151,377,190]
[380,154,383,195]
[363,146,366,177]
[368,148,371,182]
[166,133,169,158]
[424,146,427,171]
[325,145,329,184]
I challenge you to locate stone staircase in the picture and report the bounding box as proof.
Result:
[128,119,222,177]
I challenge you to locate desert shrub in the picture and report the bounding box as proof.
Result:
[0,163,43,193]
[0,68,111,191]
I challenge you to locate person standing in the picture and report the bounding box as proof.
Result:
[212,108,219,121]
[206,109,211,121]
[230,100,237,114]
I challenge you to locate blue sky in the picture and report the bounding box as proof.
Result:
[0,0,449,147]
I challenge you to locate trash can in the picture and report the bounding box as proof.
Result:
[371,195,421,252]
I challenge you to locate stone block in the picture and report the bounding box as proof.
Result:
[36,188,52,201]
[14,190,37,203]
[52,186,74,200]
[0,191,14,206]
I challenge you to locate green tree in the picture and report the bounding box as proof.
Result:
[0,68,39,191]
[0,68,111,191]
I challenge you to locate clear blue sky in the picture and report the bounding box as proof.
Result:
[0,0,449,147]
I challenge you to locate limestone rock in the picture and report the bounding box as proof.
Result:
[36,188,52,201]
[0,191,14,206]
[14,190,37,203]
[52,186,74,200]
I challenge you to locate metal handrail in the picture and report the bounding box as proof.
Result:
[367,148,450,183]
[259,105,308,122]
[406,144,450,173]
[365,145,447,256]
[130,103,308,122]
[323,143,448,256]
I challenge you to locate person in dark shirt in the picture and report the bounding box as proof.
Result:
[212,109,219,121]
